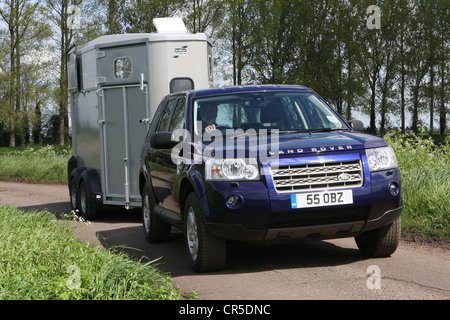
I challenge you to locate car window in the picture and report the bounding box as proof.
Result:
[169,97,186,131]
[193,92,346,134]
[156,98,178,132]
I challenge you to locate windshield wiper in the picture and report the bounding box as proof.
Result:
[234,127,348,138]
[307,128,348,133]
[279,129,309,135]
[279,128,348,135]
[233,129,279,138]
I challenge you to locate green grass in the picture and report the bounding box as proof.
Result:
[0,145,70,183]
[385,130,450,238]
[0,206,183,300]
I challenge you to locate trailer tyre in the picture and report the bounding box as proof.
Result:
[69,178,78,211]
[68,167,85,212]
[142,183,171,243]
[78,177,98,221]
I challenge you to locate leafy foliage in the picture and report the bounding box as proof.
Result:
[385,129,450,237]
[0,145,71,183]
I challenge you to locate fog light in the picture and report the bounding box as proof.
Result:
[389,183,400,197]
[226,195,243,209]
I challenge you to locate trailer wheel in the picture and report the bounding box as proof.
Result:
[184,192,226,272]
[142,183,171,243]
[69,178,78,211]
[68,167,85,212]
[78,178,98,220]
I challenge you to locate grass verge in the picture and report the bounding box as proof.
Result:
[0,206,183,300]
[0,145,70,183]
[385,130,449,238]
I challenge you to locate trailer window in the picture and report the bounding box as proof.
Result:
[115,57,132,79]
[170,78,194,93]
[81,50,97,90]
[68,52,78,92]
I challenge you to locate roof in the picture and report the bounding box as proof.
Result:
[77,32,210,54]
[188,85,313,98]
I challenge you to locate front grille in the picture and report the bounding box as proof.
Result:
[269,206,370,229]
[271,160,363,193]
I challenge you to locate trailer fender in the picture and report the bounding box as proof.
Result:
[67,156,79,184]
[80,169,103,208]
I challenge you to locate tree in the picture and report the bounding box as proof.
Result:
[250,0,298,84]
[407,1,431,133]
[100,0,125,34]
[351,1,393,134]
[46,0,82,146]
[376,0,401,136]
[123,0,183,33]
[21,50,56,145]
[434,0,450,135]
[183,0,225,35]
[216,0,258,85]
[0,0,51,147]
[395,0,411,134]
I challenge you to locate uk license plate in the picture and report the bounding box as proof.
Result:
[291,190,353,209]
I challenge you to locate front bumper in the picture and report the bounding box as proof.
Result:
[201,152,403,242]
[207,206,402,242]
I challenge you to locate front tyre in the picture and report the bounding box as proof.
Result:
[355,216,401,257]
[142,183,171,243]
[184,193,226,273]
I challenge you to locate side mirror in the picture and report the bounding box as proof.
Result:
[150,132,179,149]
[348,120,365,132]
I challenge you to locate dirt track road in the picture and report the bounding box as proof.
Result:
[1,181,449,300]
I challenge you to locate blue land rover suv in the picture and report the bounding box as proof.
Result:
[139,85,403,272]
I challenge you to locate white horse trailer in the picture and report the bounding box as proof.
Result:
[67,18,213,219]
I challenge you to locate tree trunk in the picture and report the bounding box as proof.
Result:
[429,65,434,134]
[439,60,447,135]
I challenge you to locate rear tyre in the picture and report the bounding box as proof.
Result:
[78,178,98,220]
[142,183,171,243]
[184,193,226,272]
[355,216,401,257]
[68,167,85,212]
[69,177,78,211]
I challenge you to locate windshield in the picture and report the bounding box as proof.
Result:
[193,92,348,136]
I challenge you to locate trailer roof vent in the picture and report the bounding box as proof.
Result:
[153,18,188,34]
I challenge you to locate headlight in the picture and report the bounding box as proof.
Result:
[206,158,260,181]
[366,146,398,172]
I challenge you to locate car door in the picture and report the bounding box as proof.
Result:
[148,95,187,215]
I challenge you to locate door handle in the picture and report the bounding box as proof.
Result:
[139,118,151,124]
[140,73,148,94]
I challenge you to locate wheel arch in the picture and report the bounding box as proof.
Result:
[79,168,102,207]
[179,177,196,220]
